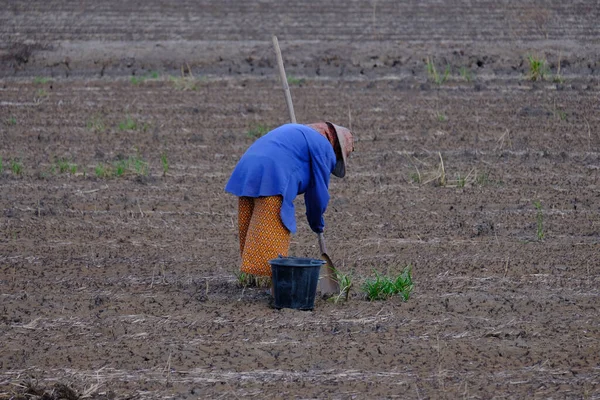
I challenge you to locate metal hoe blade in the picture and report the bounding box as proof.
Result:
[317,233,340,295]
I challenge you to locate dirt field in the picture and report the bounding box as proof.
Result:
[1,1,599,399]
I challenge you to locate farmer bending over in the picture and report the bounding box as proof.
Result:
[225,122,354,279]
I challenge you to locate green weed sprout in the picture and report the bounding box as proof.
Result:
[90,154,151,179]
[328,268,354,304]
[56,158,71,174]
[362,266,413,301]
[130,76,145,85]
[114,160,128,177]
[476,172,490,186]
[410,172,421,184]
[534,200,545,240]
[456,173,466,188]
[7,116,17,126]
[426,57,450,85]
[459,66,472,82]
[118,116,138,131]
[409,162,422,184]
[52,158,77,175]
[286,75,305,86]
[247,123,270,139]
[11,159,23,175]
[132,156,148,176]
[131,71,159,85]
[161,153,169,176]
[95,164,110,178]
[527,55,549,81]
[33,76,51,84]
[0,157,3,174]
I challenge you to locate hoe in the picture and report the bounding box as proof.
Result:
[272,35,341,295]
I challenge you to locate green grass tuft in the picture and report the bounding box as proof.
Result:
[118,116,138,131]
[161,153,169,177]
[95,164,109,178]
[116,116,150,132]
[329,269,354,304]
[287,75,306,86]
[131,71,160,85]
[456,173,466,188]
[410,172,421,184]
[36,89,49,98]
[55,158,77,175]
[114,159,128,177]
[527,55,549,81]
[132,156,149,176]
[33,76,52,84]
[247,123,270,139]
[96,155,149,179]
[57,159,70,173]
[426,57,450,85]
[10,159,23,175]
[475,172,490,186]
[362,266,413,301]
[459,66,473,82]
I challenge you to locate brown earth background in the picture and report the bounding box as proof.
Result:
[1,1,599,399]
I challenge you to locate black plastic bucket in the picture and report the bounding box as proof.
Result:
[269,257,325,310]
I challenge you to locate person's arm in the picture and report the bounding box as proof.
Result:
[304,153,333,233]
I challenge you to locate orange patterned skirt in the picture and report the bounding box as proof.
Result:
[238,195,291,277]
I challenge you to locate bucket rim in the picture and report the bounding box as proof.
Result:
[268,256,326,267]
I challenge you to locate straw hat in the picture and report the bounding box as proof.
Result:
[307,122,354,178]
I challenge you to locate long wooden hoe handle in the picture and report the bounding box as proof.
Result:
[272,35,296,124]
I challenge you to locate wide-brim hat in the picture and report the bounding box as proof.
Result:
[325,121,354,178]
